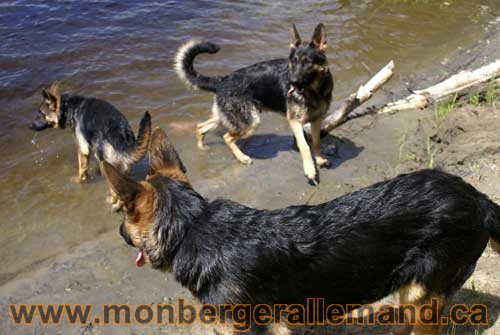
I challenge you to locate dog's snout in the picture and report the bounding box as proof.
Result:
[30,112,51,131]
[290,76,303,89]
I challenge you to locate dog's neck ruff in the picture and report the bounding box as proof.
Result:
[145,176,207,272]
[58,94,75,129]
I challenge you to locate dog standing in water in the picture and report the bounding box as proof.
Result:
[31,82,152,183]
[174,24,333,185]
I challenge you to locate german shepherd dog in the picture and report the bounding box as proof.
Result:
[101,127,500,335]
[174,24,333,185]
[30,82,152,184]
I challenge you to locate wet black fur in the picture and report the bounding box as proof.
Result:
[31,94,150,162]
[122,169,500,333]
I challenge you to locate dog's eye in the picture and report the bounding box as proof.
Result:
[313,53,327,65]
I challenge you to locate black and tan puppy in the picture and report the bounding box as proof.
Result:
[31,82,151,183]
[102,128,500,335]
[174,23,333,185]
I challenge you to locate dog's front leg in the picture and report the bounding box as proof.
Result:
[310,119,330,168]
[288,118,318,185]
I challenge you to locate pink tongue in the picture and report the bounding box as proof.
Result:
[135,250,145,267]
[287,87,295,97]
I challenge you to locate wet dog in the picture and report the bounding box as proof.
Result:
[30,82,152,183]
[174,23,334,185]
[102,127,500,335]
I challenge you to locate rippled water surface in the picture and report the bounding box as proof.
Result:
[1,0,499,283]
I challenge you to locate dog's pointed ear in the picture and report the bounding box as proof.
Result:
[149,127,187,178]
[48,82,60,98]
[290,24,302,49]
[311,23,327,52]
[42,88,57,104]
[100,161,145,206]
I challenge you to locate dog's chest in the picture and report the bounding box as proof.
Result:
[287,95,330,124]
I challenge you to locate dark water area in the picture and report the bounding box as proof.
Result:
[0,0,499,282]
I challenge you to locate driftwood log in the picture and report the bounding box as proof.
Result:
[313,59,500,138]
[378,59,500,115]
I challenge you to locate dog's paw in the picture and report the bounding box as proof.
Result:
[197,142,209,150]
[106,195,115,204]
[238,155,253,165]
[316,156,331,168]
[306,174,320,186]
[304,162,319,185]
[71,175,87,184]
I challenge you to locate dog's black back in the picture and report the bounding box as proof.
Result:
[61,94,135,152]
[225,59,290,112]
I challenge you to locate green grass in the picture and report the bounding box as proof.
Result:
[469,94,481,107]
[397,126,418,164]
[426,137,437,168]
[485,80,500,105]
[433,94,458,128]
[398,126,409,162]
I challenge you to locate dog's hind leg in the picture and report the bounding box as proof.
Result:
[289,118,318,185]
[196,100,221,149]
[75,149,89,183]
[196,117,220,149]
[311,118,330,168]
[224,132,253,165]
[398,283,447,335]
[411,295,447,335]
[221,102,260,165]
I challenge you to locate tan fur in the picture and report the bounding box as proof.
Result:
[149,127,190,183]
[196,99,221,149]
[125,182,156,249]
[288,118,316,181]
[310,118,329,167]
[399,281,427,305]
[491,239,500,254]
[77,149,89,182]
[129,120,152,163]
[223,132,253,165]
[411,295,447,335]
[212,322,235,335]
[270,322,291,335]
[398,282,446,335]
[48,82,61,114]
[153,167,190,184]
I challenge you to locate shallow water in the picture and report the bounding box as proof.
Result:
[0,0,499,283]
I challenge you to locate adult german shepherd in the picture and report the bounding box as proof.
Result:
[174,24,333,185]
[101,127,500,335]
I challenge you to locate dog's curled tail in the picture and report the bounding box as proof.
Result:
[174,40,221,92]
[482,198,500,255]
[129,111,152,163]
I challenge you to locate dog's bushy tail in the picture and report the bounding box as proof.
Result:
[129,111,152,163]
[174,40,221,92]
[482,198,500,255]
